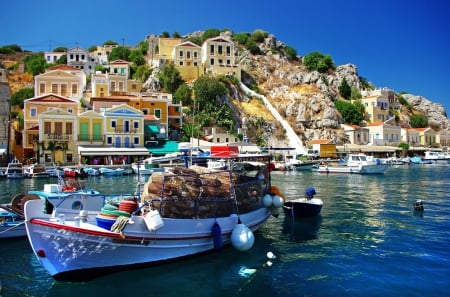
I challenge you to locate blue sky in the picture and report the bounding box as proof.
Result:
[2,0,450,118]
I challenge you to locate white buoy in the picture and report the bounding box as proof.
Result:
[272,195,284,208]
[262,194,273,208]
[231,223,255,251]
[266,251,276,259]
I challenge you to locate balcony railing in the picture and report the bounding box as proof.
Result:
[46,133,73,140]
[78,134,104,142]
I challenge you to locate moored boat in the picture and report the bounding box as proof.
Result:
[24,154,283,281]
[283,187,323,219]
[5,157,24,179]
[23,163,51,178]
[0,205,26,239]
[317,153,388,174]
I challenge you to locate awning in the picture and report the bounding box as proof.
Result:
[147,140,179,156]
[145,125,160,134]
[78,146,150,156]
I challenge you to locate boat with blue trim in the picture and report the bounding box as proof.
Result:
[23,153,283,281]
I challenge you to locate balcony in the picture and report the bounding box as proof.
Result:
[46,133,73,140]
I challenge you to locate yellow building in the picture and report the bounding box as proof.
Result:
[413,127,437,147]
[437,130,450,147]
[359,92,390,123]
[34,65,86,100]
[173,41,202,82]
[78,104,149,164]
[23,94,80,163]
[201,36,241,80]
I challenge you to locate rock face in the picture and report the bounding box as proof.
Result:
[238,41,449,146]
[402,94,449,130]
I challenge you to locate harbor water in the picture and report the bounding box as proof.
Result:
[0,165,449,297]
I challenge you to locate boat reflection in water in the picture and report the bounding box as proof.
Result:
[281,215,322,242]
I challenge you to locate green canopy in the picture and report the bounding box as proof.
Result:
[147,141,179,156]
[145,125,160,134]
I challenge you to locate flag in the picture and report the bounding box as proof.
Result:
[57,174,65,186]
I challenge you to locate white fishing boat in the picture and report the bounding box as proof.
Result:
[422,151,450,164]
[23,163,50,178]
[317,153,389,174]
[5,157,24,179]
[24,154,284,281]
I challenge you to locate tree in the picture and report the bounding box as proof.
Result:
[201,28,220,42]
[136,41,149,55]
[158,64,184,93]
[160,32,170,38]
[335,100,363,125]
[56,55,67,64]
[108,46,131,61]
[11,87,34,108]
[250,29,268,43]
[303,51,335,73]
[410,114,428,128]
[129,50,146,66]
[53,47,67,52]
[133,64,152,82]
[103,40,118,45]
[339,78,352,99]
[284,46,298,61]
[193,76,227,109]
[350,87,362,100]
[244,40,260,55]
[23,54,46,75]
[234,32,249,45]
[173,83,192,105]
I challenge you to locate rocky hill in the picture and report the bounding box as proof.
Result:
[234,33,449,147]
[2,32,449,148]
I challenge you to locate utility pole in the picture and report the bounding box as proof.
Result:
[6,97,10,162]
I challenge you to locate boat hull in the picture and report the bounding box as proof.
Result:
[318,164,388,174]
[24,199,271,281]
[283,198,323,219]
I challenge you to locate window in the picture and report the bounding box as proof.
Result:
[52,84,58,94]
[71,84,78,96]
[154,109,161,119]
[179,50,183,57]
[134,137,139,145]
[106,136,112,144]
[44,122,51,134]
[142,108,149,115]
[55,122,63,136]
[61,84,67,96]
[218,45,223,55]
[133,121,139,129]
[186,51,190,59]
[67,108,73,113]
[30,108,37,118]
[67,153,73,162]
[226,46,231,56]
[66,122,73,135]
[118,81,124,91]
[39,83,45,94]
[111,81,116,91]
[111,120,116,128]
[193,51,198,58]
[210,58,214,65]
[27,134,35,146]
[210,44,214,55]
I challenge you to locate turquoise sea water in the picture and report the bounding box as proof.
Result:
[0,165,449,297]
